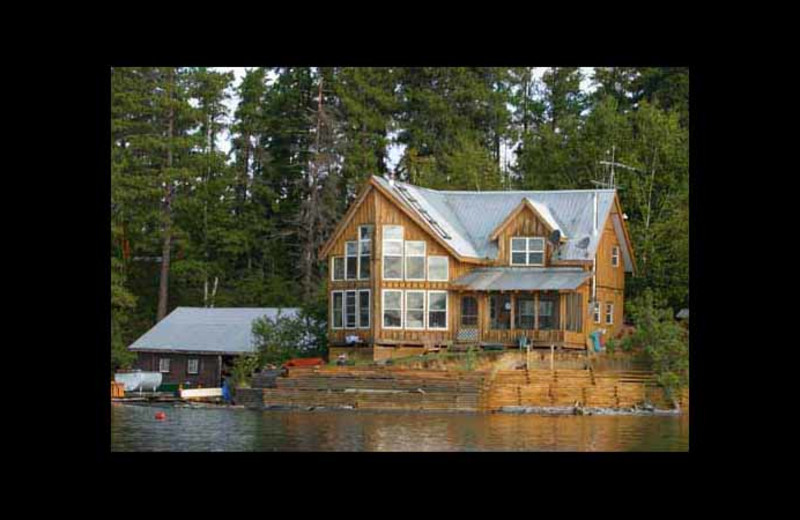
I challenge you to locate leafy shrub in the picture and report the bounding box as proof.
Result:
[613,289,689,398]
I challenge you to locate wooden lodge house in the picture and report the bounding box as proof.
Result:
[320,175,635,362]
[128,307,299,387]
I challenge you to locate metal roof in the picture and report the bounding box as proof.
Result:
[373,176,629,270]
[128,307,300,354]
[451,267,591,291]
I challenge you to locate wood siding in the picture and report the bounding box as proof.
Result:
[324,182,629,355]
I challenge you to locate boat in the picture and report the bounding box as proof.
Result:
[114,370,163,392]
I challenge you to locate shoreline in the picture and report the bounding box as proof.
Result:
[112,400,683,416]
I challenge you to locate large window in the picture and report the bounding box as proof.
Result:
[611,246,620,268]
[187,358,199,375]
[427,291,448,330]
[490,293,511,330]
[332,291,343,329]
[405,290,425,329]
[605,302,614,325]
[383,290,403,329]
[538,293,560,330]
[428,256,449,281]
[566,292,583,332]
[159,358,171,373]
[515,295,535,329]
[511,237,545,266]
[358,290,370,329]
[405,241,426,280]
[383,226,404,280]
[345,242,358,280]
[358,226,372,279]
[345,290,357,328]
[331,256,344,281]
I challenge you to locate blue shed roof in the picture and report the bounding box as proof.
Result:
[128,307,300,354]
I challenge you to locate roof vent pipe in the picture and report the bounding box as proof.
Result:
[593,192,598,235]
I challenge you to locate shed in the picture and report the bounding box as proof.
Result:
[129,307,300,388]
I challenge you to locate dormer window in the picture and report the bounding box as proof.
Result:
[510,237,545,266]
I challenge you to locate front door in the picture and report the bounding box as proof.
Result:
[457,295,479,342]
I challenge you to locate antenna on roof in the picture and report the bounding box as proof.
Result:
[596,144,644,190]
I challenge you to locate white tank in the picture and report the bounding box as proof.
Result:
[115,371,163,392]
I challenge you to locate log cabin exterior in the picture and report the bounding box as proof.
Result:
[320,175,635,361]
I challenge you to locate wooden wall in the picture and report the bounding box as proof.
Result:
[590,206,626,338]
[324,182,629,355]
[134,352,220,388]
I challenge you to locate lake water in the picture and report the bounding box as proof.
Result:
[110,403,689,452]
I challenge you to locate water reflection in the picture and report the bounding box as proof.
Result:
[111,404,688,452]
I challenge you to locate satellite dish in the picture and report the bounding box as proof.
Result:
[577,236,591,249]
[549,229,561,244]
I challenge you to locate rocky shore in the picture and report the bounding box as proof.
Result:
[498,404,682,416]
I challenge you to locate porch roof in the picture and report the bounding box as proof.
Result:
[451,267,591,292]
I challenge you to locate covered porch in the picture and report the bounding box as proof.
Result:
[451,267,590,350]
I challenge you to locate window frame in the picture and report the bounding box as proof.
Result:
[404,290,426,330]
[490,293,512,330]
[427,290,449,330]
[427,255,449,282]
[159,357,171,373]
[331,290,344,330]
[593,301,601,324]
[405,240,426,281]
[358,289,371,329]
[187,358,200,375]
[345,241,358,281]
[358,225,372,280]
[382,289,404,330]
[611,245,620,268]
[605,302,614,325]
[510,236,545,266]
[382,225,404,281]
[344,290,357,329]
[331,256,344,281]
[515,295,536,330]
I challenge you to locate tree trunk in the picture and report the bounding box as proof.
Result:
[156,68,175,322]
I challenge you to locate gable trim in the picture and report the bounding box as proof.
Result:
[319,181,375,260]
[489,198,565,242]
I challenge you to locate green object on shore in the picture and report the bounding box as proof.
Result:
[157,383,180,395]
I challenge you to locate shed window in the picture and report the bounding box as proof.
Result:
[383,290,403,329]
[345,242,358,280]
[511,237,545,266]
[538,293,560,330]
[428,256,448,281]
[358,290,370,329]
[427,291,448,330]
[345,290,357,328]
[406,290,425,329]
[358,226,372,280]
[405,241,426,281]
[593,301,601,323]
[611,246,620,267]
[383,226,404,280]
[159,358,171,373]
[187,358,199,375]
[605,302,614,325]
[490,293,511,330]
[332,257,344,281]
[332,291,343,329]
[515,295,535,329]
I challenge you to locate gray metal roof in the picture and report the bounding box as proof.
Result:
[128,307,300,354]
[373,176,631,271]
[451,267,591,291]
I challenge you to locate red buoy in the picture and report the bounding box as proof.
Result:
[155,412,166,420]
